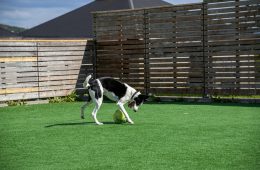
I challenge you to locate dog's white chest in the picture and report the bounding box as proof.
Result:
[103,89,119,101]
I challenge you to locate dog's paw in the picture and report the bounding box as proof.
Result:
[96,122,104,125]
[128,120,134,124]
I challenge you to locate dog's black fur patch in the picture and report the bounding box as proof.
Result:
[89,80,102,99]
[134,95,149,106]
[99,77,127,99]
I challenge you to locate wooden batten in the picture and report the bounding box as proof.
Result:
[0,57,37,62]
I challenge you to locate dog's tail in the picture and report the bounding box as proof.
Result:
[83,74,92,89]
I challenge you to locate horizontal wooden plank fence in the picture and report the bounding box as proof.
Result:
[93,0,260,96]
[0,0,259,102]
[0,39,94,102]
[206,0,260,95]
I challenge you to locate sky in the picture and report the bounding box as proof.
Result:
[0,0,202,29]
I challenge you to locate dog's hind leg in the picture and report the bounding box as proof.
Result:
[91,97,103,125]
[88,80,104,125]
[81,97,92,119]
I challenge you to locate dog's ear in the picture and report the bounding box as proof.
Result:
[139,95,149,102]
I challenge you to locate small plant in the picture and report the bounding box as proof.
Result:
[63,91,79,102]
[6,100,26,106]
[212,96,222,103]
[48,91,80,103]
[6,100,18,106]
[49,97,63,103]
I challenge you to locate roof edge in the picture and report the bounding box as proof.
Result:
[128,0,134,9]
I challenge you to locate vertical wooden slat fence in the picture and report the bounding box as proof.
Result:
[93,0,260,96]
[0,39,94,102]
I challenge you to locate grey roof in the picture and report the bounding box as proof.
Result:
[0,27,18,37]
[21,0,171,38]
[132,0,171,8]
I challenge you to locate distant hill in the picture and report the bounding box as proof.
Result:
[0,24,27,34]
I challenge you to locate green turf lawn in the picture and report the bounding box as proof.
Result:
[0,102,259,170]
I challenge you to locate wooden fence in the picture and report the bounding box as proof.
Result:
[0,0,259,102]
[0,39,94,102]
[93,0,260,96]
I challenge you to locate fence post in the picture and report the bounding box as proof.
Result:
[144,9,149,95]
[93,40,97,79]
[235,0,240,95]
[202,2,208,98]
[93,13,97,79]
[36,42,40,100]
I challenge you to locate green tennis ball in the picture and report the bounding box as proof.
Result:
[113,109,126,124]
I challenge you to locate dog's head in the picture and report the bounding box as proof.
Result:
[128,94,149,112]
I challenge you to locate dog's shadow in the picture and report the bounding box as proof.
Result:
[45,121,116,128]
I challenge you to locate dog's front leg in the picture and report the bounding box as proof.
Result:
[117,102,134,124]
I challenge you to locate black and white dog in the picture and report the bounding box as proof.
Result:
[81,75,148,125]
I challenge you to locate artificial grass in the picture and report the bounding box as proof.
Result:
[0,102,259,170]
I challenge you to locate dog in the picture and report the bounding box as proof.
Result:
[81,75,148,125]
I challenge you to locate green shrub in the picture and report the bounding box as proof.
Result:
[63,91,79,102]
[48,91,80,103]
[6,100,26,106]
[48,97,63,103]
